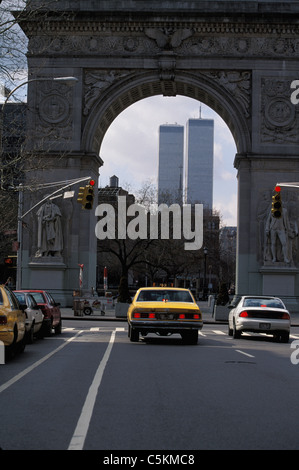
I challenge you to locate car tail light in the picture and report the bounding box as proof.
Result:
[133,312,156,319]
[0,315,8,325]
[281,312,290,320]
[179,313,201,319]
[239,311,249,318]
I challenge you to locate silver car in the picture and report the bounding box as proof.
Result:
[14,291,44,343]
[228,295,290,343]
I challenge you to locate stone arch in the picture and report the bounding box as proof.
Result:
[82,70,251,157]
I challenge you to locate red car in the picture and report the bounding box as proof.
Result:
[15,290,62,336]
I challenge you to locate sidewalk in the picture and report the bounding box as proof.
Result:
[61,301,299,326]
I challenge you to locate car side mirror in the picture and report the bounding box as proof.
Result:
[19,303,27,311]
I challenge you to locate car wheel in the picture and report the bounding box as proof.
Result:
[182,330,198,345]
[84,307,92,315]
[228,323,233,336]
[279,331,289,343]
[26,324,34,344]
[129,327,139,342]
[54,320,62,335]
[233,322,241,339]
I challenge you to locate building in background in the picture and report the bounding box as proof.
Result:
[184,118,214,208]
[157,124,184,203]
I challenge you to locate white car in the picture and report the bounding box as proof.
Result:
[14,291,44,343]
[228,295,290,343]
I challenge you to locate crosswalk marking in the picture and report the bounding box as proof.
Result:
[62,326,298,340]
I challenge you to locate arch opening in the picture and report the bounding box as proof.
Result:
[83,72,250,159]
[99,96,237,227]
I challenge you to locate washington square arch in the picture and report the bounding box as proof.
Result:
[16,0,299,308]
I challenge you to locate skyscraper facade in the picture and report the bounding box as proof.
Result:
[185,118,214,208]
[158,124,184,203]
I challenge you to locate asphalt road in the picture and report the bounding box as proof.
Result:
[1,319,299,452]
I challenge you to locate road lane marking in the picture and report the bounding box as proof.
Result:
[68,329,117,450]
[235,349,255,358]
[0,330,83,394]
[212,330,226,335]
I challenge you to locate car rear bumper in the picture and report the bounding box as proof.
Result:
[129,320,203,332]
[236,318,290,333]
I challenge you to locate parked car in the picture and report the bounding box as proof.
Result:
[14,291,44,343]
[0,285,26,355]
[228,295,290,342]
[16,290,62,336]
[127,287,203,344]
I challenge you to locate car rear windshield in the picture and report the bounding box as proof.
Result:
[14,293,25,303]
[137,290,193,303]
[243,298,284,309]
[30,292,45,303]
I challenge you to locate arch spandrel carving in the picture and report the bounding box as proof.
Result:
[82,70,252,156]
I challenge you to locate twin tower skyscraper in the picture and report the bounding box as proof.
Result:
[158,117,214,209]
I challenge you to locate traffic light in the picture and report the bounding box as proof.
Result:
[77,186,87,208]
[84,180,95,210]
[77,180,95,210]
[271,186,282,219]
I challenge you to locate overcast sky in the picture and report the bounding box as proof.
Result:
[100,96,238,227]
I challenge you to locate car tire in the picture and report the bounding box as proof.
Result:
[228,323,233,336]
[26,324,34,344]
[54,320,62,335]
[182,330,198,345]
[129,327,139,342]
[233,322,241,339]
[84,307,92,315]
[279,331,289,343]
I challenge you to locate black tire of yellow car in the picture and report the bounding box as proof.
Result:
[182,330,198,345]
[6,325,26,359]
[129,327,139,342]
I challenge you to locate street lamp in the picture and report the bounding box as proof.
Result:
[203,246,208,300]
[0,76,78,289]
[2,76,78,108]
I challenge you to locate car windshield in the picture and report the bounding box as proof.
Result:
[136,290,193,303]
[30,292,45,303]
[243,298,284,309]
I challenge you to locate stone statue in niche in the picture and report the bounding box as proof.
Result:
[35,199,63,258]
[262,193,298,265]
[264,207,291,263]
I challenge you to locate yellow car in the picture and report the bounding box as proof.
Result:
[0,285,26,355]
[127,287,203,344]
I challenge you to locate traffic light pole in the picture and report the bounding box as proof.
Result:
[20,176,93,219]
[276,182,299,189]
